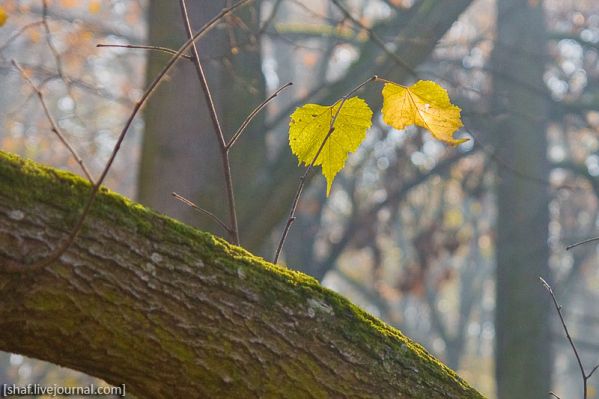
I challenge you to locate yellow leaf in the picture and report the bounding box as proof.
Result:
[381,80,467,145]
[0,6,8,27]
[289,97,372,195]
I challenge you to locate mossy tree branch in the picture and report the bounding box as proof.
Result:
[0,152,483,398]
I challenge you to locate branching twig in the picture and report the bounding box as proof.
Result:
[273,75,377,264]
[11,60,94,183]
[1,0,252,274]
[179,0,240,245]
[540,277,599,399]
[172,192,232,234]
[96,43,194,60]
[226,81,293,149]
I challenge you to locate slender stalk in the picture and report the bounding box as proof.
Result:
[96,44,194,60]
[273,75,376,264]
[172,192,232,234]
[0,20,44,53]
[12,60,94,183]
[1,0,252,273]
[179,0,239,245]
[540,277,599,399]
[567,236,599,251]
[42,0,65,80]
[226,82,293,150]
[330,0,418,79]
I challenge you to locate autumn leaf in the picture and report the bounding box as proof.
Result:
[381,80,467,145]
[289,97,372,195]
[0,6,8,27]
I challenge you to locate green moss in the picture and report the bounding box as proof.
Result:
[153,327,195,363]
[26,291,66,312]
[0,151,484,398]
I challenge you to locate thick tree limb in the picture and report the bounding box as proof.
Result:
[0,152,483,398]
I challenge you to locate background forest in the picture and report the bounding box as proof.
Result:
[1,0,599,398]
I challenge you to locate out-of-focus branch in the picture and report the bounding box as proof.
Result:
[11,60,94,183]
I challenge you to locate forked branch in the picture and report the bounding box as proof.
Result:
[11,60,94,183]
[1,0,252,274]
[540,277,599,399]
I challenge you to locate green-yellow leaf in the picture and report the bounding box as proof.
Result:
[289,97,372,196]
[381,80,467,145]
[0,7,8,27]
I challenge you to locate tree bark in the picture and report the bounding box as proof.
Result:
[0,151,484,398]
[491,0,552,398]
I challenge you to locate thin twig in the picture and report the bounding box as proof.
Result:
[1,0,252,274]
[11,60,94,183]
[567,237,599,251]
[273,75,377,264]
[540,277,595,399]
[226,81,293,149]
[179,0,240,245]
[330,0,418,79]
[172,192,232,234]
[41,0,65,80]
[41,0,87,128]
[0,20,44,54]
[96,43,194,60]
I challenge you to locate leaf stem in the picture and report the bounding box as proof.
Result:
[373,76,406,88]
[273,75,376,264]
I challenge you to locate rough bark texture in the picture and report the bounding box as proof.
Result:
[0,152,483,398]
[491,0,552,398]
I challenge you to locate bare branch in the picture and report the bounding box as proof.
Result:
[172,192,232,234]
[330,0,418,79]
[567,237,599,251]
[540,277,592,399]
[1,0,252,273]
[0,21,44,54]
[11,60,94,183]
[179,0,240,245]
[226,82,293,150]
[96,43,194,60]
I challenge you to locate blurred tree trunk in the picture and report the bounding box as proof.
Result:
[0,152,485,399]
[137,0,265,244]
[491,0,552,398]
